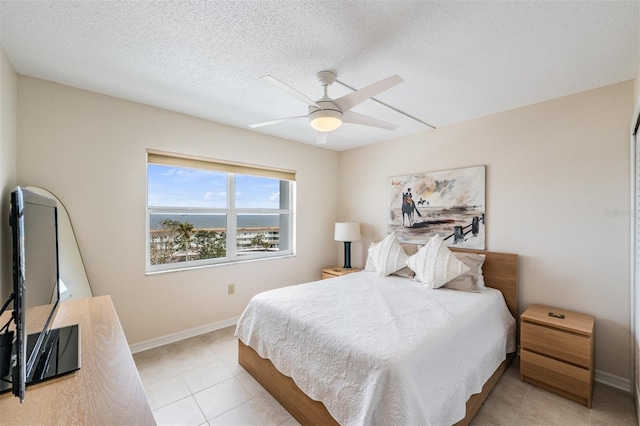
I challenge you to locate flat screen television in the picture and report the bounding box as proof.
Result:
[0,186,80,402]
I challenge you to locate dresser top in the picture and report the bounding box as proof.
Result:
[0,296,154,425]
[521,304,594,336]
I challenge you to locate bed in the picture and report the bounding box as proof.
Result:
[236,247,518,425]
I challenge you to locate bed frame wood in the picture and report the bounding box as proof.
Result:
[238,249,518,426]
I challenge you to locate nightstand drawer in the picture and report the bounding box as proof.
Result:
[521,349,591,399]
[521,321,591,368]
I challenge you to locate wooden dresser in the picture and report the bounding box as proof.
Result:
[0,295,154,425]
[322,267,363,279]
[520,304,594,407]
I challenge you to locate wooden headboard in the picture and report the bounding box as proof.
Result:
[451,248,518,318]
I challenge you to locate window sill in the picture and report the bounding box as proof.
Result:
[145,253,295,276]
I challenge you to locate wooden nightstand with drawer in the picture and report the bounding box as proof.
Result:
[520,304,595,407]
[322,267,363,280]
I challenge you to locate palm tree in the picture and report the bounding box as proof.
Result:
[160,220,195,262]
[174,222,195,261]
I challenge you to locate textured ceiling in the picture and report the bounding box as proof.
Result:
[0,1,638,151]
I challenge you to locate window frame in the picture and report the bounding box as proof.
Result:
[146,151,295,273]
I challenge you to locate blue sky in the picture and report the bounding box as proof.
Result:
[147,164,280,209]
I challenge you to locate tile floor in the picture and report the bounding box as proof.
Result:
[133,326,637,426]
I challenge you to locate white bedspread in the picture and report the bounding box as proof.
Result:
[235,271,516,426]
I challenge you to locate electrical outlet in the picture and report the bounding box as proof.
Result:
[228,283,235,295]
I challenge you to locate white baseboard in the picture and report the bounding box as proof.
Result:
[595,369,631,393]
[129,316,239,354]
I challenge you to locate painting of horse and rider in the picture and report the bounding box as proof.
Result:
[388,165,486,250]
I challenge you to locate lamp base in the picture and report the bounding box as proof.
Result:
[343,241,352,269]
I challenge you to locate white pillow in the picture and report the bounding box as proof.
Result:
[364,242,377,272]
[406,234,470,288]
[365,242,421,278]
[368,233,409,277]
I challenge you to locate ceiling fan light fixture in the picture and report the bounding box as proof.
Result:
[310,116,342,132]
[251,71,406,140]
[309,109,343,132]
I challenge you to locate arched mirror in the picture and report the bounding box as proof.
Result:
[26,187,93,301]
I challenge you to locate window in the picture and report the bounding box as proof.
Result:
[146,151,295,272]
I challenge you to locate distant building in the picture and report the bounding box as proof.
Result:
[236,227,279,252]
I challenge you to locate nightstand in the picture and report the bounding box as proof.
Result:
[520,304,595,407]
[322,267,363,280]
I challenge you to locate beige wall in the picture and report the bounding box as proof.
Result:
[339,81,634,383]
[0,48,17,302]
[16,76,339,345]
[635,61,639,103]
[633,52,639,408]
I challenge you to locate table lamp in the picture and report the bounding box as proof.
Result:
[334,222,361,269]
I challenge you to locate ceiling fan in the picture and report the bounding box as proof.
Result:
[249,71,404,144]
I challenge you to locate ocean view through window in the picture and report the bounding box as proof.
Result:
[146,151,295,272]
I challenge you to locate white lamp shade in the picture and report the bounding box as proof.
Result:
[334,222,361,242]
[309,111,343,132]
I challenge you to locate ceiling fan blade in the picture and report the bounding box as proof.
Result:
[334,75,404,112]
[261,75,321,109]
[342,111,398,130]
[316,131,327,144]
[249,116,307,128]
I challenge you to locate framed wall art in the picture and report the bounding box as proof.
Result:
[388,165,486,249]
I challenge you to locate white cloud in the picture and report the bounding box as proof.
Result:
[204,191,225,199]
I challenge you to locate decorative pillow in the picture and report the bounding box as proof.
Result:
[442,253,486,292]
[368,233,410,277]
[406,234,470,288]
[364,245,416,278]
[364,244,376,272]
[364,241,423,278]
